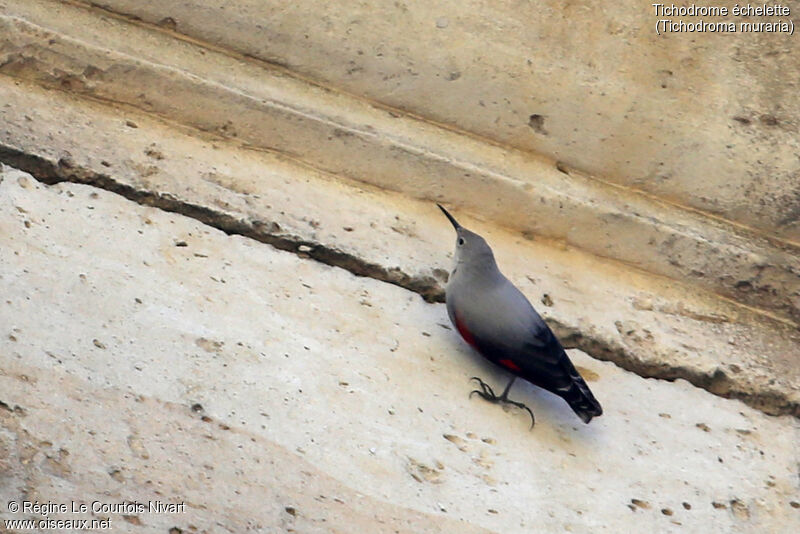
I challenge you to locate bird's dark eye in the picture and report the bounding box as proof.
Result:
[457,237,465,246]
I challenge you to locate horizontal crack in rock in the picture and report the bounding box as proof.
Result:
[1,145,797,419]
[557,325,798,418]
[0,145,445,304]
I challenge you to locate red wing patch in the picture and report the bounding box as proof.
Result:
[455,313,522,373]
[499,359,522,372]
[454,313,478,349]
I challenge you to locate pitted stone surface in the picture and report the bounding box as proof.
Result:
[1,79,797,416]
[1,0,798,322]
[1,168,798,533]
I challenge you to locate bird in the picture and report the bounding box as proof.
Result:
[437,204,602,427]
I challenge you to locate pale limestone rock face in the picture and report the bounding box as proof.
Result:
[0,1,798,532]
[1,1,798,323]
[58,0,800,241]
[0,79,796,417]
[1,168,798,533]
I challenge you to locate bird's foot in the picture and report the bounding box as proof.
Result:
[468,377,535,429]
[469,376,497,400]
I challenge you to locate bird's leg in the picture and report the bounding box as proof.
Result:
[497,376,517,401]
[497,377,536,428]
[468,376,535,428]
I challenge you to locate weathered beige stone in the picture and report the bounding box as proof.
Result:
[60,0,800,242]
[0,1,798,530]
[0,79,797,418]
[1,167,798,533]
[1,0,797,322]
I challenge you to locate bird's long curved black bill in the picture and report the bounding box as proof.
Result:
[437,204,461,230]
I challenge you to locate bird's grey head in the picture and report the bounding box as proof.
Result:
[437,204,496,268]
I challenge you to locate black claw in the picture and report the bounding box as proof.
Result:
[508,400,536,429]
[469,389,493,401]
[469,377,495,398]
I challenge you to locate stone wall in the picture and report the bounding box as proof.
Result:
[0,1,798,533]
[84,0,800,242]
[1,0,798,322]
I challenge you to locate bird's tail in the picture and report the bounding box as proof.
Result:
[560,359,603,424]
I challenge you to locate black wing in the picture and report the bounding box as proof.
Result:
[472,320,603,424]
